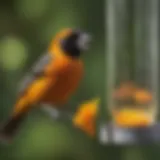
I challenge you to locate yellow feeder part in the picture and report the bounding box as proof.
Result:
[112,108,154,127]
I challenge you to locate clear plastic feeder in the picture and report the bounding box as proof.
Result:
[99,0,160,145]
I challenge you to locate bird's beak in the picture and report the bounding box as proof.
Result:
[77,33,92,51]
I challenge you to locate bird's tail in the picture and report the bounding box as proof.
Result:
[0,98,29,144]
[0,114,25,144]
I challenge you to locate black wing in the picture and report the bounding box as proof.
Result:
[18,53,52,96]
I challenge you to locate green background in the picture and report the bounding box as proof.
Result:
[0,0,160,160]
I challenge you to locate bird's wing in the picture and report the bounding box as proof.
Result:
[18,53,53,96]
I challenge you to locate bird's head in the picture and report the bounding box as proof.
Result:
[54,28,91,58]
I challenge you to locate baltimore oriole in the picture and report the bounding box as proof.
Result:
[0,28,91,143]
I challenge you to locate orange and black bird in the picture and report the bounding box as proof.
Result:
[0,28,91,143]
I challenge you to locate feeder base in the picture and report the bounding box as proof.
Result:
[99,123,160,145]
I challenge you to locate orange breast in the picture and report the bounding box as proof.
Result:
[42,59,83,105]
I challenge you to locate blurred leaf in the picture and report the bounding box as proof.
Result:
[0,36,28,71]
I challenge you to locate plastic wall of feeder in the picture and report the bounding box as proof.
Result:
[105,0,159,128]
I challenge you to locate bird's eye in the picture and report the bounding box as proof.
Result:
[60,39,66,48]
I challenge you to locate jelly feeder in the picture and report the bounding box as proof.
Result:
[99,0,160,145]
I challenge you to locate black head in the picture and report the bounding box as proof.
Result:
[61,30,91,58]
